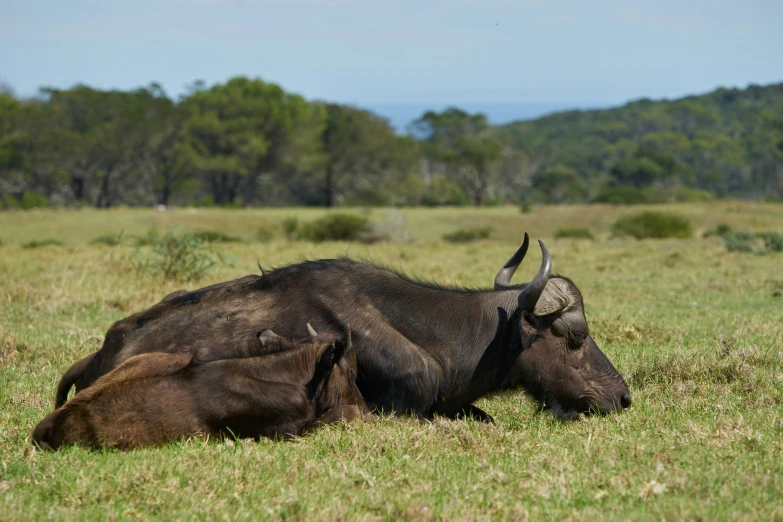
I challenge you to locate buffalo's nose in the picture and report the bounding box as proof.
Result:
[620,392,632,410]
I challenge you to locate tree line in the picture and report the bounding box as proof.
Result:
[1,78,782,209]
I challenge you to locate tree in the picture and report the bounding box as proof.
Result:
[178,77,325,206]
[318,103,405,207]
[410,107,500,205]
[533,164,584,204]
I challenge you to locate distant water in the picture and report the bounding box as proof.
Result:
[364,101,610,133]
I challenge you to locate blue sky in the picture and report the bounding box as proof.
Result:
[1,0,781,109]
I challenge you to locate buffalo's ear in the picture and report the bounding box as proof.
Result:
[533,279,575,316]
[258,329,280,348]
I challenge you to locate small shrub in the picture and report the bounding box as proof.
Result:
[90,231,126,246]
[299,213,370,243]
[554,227,594,239]
[722,230,758,253]
[192,195,215,208]
[519,199,533,214]
[20,191,49,209]
[281,217,300,240]
[128,230,226,282]
[255,222,276,243]
[722,230,783,254]
[611,211,693,239]
[22,239,65,249]
[443,226,492,243]
[672,186,716,202]
[759,232,783,253]
[187,229,241,243]
[703,224,732,238]
[1,194,19,210]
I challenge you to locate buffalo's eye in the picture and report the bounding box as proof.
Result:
[569,332,586,349]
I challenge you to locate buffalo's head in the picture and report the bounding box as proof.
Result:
[496,234,631,420]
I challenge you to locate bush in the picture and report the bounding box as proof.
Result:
[703,224,732,238]
[519,198,533,214]
[554,227,594,239]
[611,211,693,239]
[281,217,300,240]
[760,232,783,253]
[22,239,65,249]
[723,230,761,253]
[671,186,716,202]
[299,213,370,243]
[443,226,492,243]
[20,191,49,209]
[721,230,783,254]
[1,194,19,210]
[128,230,227,282]
[191,195,215,208]
[187,229,241,243]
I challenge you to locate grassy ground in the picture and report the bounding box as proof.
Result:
[1,203,782,521]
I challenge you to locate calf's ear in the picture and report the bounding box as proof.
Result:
[332,325,352,362]
[258,329,280,348]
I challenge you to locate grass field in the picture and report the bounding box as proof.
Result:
[1,202,782,521]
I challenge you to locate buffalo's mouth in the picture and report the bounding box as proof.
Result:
[544,393,631,421]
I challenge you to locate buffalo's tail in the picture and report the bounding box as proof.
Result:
[54,352,97,408]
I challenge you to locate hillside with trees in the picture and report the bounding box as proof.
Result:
[1,80,782,209]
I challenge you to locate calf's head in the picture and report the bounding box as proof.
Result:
[306,325,371,421]
[495,233,631,420]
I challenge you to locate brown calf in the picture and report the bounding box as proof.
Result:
[32,327,370,450]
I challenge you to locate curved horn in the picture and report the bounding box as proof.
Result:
[517,240,552,311]
[494,232,530,289]
[306,322,318,338]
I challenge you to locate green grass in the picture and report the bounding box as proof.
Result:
[1,202,782,520]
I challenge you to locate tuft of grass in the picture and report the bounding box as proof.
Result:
[554,227,594,239]
[21,238,65,249]
[611,211,693,239]
[443,226,492,243]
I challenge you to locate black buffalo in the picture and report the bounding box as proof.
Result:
[56,233,631,421]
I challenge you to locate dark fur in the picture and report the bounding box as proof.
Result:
[57,245,630,421]
[34,330,370,450]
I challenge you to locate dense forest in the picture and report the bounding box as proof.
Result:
[1,79,782,209]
